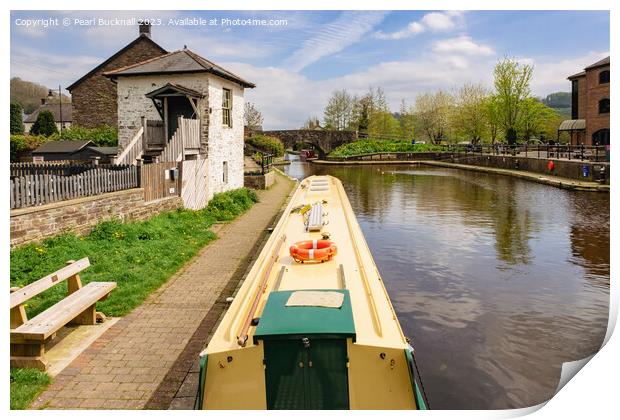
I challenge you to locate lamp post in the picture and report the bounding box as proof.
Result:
[48,85,63,134]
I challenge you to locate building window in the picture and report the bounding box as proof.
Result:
[599,70,610,84]
[223,161,228,183]
[571,80,579,119]
[222,88,232,127]
[599,98,610,114]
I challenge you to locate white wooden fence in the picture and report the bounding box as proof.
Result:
[10,165,139,209]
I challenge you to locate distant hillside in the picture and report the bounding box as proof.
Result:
[541,92,571,118]
[10,77,71,114]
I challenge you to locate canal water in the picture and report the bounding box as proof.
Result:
[282,154,610,409]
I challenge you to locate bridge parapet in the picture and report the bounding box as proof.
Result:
[260,129,357,158]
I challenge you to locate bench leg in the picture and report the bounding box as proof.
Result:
[11,342,49,371]
[69,303,97,325]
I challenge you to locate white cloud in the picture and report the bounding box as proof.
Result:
[432,36,494,56]
[375,11,464,40]
[225,49,606,130]
[282,11,387,72]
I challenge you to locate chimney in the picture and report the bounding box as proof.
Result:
[41,98,46,105]
[139,22,151,38]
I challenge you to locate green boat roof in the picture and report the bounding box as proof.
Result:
[253,290,356,343]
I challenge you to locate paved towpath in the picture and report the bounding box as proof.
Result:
[30,172,295,409]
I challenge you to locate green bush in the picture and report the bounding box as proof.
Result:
[56,125,118,146]
[29,110,58,136]
[246,134,284,157]
[329,139,442,157]
[10,135,50,162]
[10,103,24,135]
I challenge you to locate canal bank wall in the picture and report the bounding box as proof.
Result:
[315,155,609,191]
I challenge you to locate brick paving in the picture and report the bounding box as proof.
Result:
[30,172,295,410]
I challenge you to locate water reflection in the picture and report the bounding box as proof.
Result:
[283,155,609,409]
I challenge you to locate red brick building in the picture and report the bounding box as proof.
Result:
[561,56,610,146]
[67,24,167,128]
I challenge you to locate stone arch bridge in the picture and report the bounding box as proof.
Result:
[260,130,357,158]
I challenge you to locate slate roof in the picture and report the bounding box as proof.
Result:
[88,146,119,156]
[104,49,255,88]
[24,103,73,123]
[585,56,610,70]
[567,71,586,80]
[66,35,167,91]
[33,141,93,154]
[146,82,204,98]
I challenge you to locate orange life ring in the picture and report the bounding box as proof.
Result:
[290,239,337,263]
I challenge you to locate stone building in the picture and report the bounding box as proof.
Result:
[67,24,167,128]
[104,48,255,198]
[23,99,72,132]
[561,56,610,146]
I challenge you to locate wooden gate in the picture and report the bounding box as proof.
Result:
[181,157,208,210]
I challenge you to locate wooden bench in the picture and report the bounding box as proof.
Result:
[10,257,116,370]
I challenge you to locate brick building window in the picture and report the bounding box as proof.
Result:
[599,70,610,84]
[222,88,232,128]
[571,79,579,119]
[599,98,610,114]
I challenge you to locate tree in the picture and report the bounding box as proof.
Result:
[452,83,489,144]
[517,98,558,141]
[323,89,355,130]
[414,90,454,144]
[493,58,533,140]
[10,102,24,134]
[29,110,58,136]
[243,101,264,130]
[398,99,416,140]
[484,95,502,144]
[302,116,321,130]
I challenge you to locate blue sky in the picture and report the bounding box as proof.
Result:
[11,10,610,129]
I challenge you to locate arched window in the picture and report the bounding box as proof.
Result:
[599,98,610,114]
[592,129,610,146]
[599,70,610,84]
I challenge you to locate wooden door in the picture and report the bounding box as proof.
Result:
[181,157,208,210]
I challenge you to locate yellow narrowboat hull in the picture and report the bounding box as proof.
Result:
[197,175,428,410]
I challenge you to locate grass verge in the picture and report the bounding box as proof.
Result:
[10,187,258,318]
[10,369,51,410]
[10,188,258,409]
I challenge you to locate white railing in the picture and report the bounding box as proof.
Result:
[159,117,201,162]
[114,126,144,165]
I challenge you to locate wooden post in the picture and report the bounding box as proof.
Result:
[66,260,82,295]
[141,116,147,154]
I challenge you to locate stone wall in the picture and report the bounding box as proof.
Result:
[10,189,182,247]
[70,36,166,128]
[453,155,610,183]
[261,130,357,157]
[207,76,245,198]
[244,171,275,190]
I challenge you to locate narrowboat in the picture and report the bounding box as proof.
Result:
[299,149,316,161]
[195,175,429,410]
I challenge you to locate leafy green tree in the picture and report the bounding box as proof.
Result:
[414,90,454,144]
[398,99,416,140]
[29,110,58,136]
[493,58,533,140]
[484,95,503,144]
[323,89,355,130]
[452,83,489,144]
[517,98,558,141]
[10,103,24,134]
